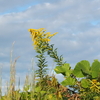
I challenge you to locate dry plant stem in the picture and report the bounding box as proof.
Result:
[0,66,2,99]
[9,41,20,99]
[9,41,15,93]
[17,77,20,91]
[30,58,35,98]
[9,56,20,93]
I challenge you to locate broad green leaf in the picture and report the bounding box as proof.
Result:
[81,79,90,88]
[91,59,100,78]
[65,69,73,77]
[73,60,90,78]
[62,63,70,70]
[54,63,72,77]
[61,76,76,86]
[62,63,72,76]
[54,66,64,74]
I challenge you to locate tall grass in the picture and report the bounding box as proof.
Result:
[0,46,67,100]
[0,66,2,99]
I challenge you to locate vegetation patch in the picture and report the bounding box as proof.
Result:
[0,28,100,100]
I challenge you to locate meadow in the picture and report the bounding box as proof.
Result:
[0,28,100,100]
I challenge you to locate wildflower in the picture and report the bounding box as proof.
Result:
[92,79,97,84]
[28,28,58,49]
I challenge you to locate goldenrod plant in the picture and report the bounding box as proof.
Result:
[28,28,58,80]
[28,28,66,79]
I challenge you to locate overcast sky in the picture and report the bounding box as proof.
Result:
[0,0,100,94]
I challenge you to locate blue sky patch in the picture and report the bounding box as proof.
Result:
[91,20,100,25]
[0,2,39,15]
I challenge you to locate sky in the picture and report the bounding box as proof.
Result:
[0,0,100,94]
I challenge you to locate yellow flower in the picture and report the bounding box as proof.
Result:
[28,28,58,49]
[39,28,45,32]
[46,32,58,38]
[42,38,50,42]
[92,79,97,84]
[28,29,34,32]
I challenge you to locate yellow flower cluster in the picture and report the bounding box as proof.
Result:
[90,79,100,93]
[28,28,58,49]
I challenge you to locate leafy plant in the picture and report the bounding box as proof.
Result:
[54,59,100,99]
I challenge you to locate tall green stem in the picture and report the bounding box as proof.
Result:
[47,44,66,66]
[35,42,48,80]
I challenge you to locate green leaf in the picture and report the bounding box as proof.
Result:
[54,63,72,76]
[60,55,63,61]
[54,48,57,54]
[91,59,100,78]
[73,60,90,78]
[81,79,90,88]
[61,76,76,86]
[54,66,64,74]
[62,63,72,77]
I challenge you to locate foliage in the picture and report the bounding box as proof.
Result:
[54,59,100,99]
[1,28,100,100]
[47,44,65,66]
